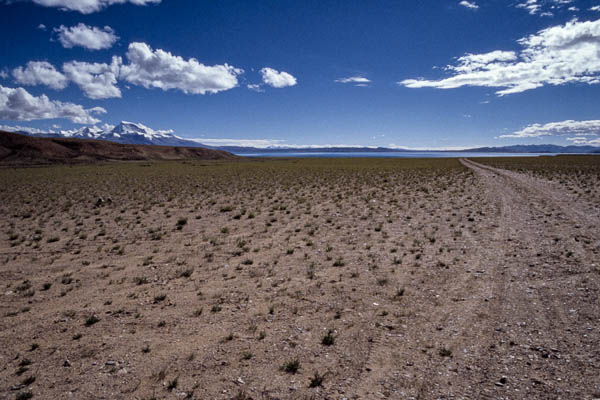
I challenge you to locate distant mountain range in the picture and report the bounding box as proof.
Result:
[0,130,235,165]
[209,144,600,154]
[8,121,199,148]
[6,122,600,154]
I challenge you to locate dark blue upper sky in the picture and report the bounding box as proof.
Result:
[1,0,600,148]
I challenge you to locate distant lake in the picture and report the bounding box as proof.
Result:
[234,151,555,158]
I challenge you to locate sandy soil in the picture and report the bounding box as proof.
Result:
[0,157,598,399]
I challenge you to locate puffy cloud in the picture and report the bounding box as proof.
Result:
[260,67,297,88]
[400,19,600,95]
[591,6,600,12]
[119,42,243,94]
[63,57,122,99]
[12,61,68,90]
[500,120,600,142]
[335,76,371,84]
[54,23,118,50]
[0,85,105,124]
[31,0,161,14]
[459,1,479,10]
[37,24,47,30]
[0,70,8,79]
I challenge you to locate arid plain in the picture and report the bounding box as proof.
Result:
[1,156,599,399]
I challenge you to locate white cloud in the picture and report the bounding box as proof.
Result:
[54,23,118,50]
[516,0,576,16]
[12,61,69,90]
[247,84,264,92]
[31,0,161,14]
[63,57,122,99]
[0,70,8,79]
[190,138,285,148]
[567,137,600,145]
[500,120,600,141]
[37,23,47,30]
[590,6,600,12]
[459,1,479,10]
[0,85,105,124]
[517,0,541,15]
[400,19,600,95]
[119,42,243,94]
[260,67,297,88]
[0,124,55,134]
[335,76,371,84]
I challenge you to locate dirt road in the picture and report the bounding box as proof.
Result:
[352,158,600,399]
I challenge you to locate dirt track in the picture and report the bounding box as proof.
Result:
[351,159,600,399]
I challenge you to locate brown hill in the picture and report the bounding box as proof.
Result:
[0,131,237,165]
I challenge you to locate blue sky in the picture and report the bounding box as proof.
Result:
[1,0,600,148]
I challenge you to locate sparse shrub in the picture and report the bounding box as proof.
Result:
[439,347,452,357]
[309,371,324,388]
[153,294,167,303]
[167,377,178,391]
[283,359,300,374]
[321,330,335,346]
[84,315,100,326]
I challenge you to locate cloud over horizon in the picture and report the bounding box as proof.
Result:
[400,18,600,95]
[500,120,600,142]
[0,85,105,124]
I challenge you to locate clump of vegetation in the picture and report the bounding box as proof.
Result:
[321,330,335,346]
[84,315,100,326]
[282,359,300,374]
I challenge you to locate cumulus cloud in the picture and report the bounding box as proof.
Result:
[0,70,8,79]
[119,42,243,94]
[37,23,47,30]
[260,67,297,88]
[0,85,105,124]
[591,5,600,11]
[459,1,479,10]
[400,19,600,95]
[63,57,122,99]
[12,61,68,90]
[31,0,161,14]
[54,23,118,50]
[335,76,371,84]
[500,120,600,144]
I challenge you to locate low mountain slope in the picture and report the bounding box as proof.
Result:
[0,131,236,165]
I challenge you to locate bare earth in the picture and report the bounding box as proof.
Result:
[0,157,598,399]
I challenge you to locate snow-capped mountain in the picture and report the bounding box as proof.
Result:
[6,122,203,148]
